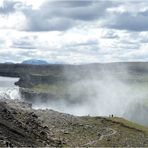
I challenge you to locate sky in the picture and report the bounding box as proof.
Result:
[0,0,148,63]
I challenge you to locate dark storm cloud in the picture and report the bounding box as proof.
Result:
[22,0,114,32]
[104,10,148,31]
[0,0,21,15]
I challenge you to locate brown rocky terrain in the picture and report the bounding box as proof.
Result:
[0,99,62,147]
[0,99,148,147]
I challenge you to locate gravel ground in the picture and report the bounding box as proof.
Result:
[0,99,148,147]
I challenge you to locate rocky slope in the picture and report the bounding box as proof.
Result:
[0,99,62,147]
[0,99,148,147]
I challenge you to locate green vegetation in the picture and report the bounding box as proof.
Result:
[33,84,65,94]
[107,117,148,133]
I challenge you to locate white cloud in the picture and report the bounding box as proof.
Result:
[0,0,148,63]
[0,12,26,30]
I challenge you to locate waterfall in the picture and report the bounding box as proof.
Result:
[0,87,20,100]
[0,76,20,100]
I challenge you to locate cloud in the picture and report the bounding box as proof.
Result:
[0,0,22,15]
[22,0,114,32]
[104,12,148,31]
[102,1,148,32]
[101,30,119,39]
[1,0,148,63]
[12,36,38,49]
[65,39,99,48]
[44,1,113,21]
[25,14,74,32]
[0,0,115,32]
[0,48,30,63]
[49,0,92,8]
[12,41,36,49]
[0,39,6,48]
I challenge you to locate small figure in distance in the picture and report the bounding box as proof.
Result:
[9,142,13,148]
[6,141,13,148]
[6,141,9,147]
[111,114,114,118]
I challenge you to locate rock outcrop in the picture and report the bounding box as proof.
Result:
[0,99,62,147]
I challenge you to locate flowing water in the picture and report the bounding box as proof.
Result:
[0,76,20,100]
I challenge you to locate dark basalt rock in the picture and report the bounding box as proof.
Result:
[0,100,63,147]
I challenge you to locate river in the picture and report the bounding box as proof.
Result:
[0,76,20,100]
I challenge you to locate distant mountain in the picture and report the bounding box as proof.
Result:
[22,59,49,65]
[4,62,14,64]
